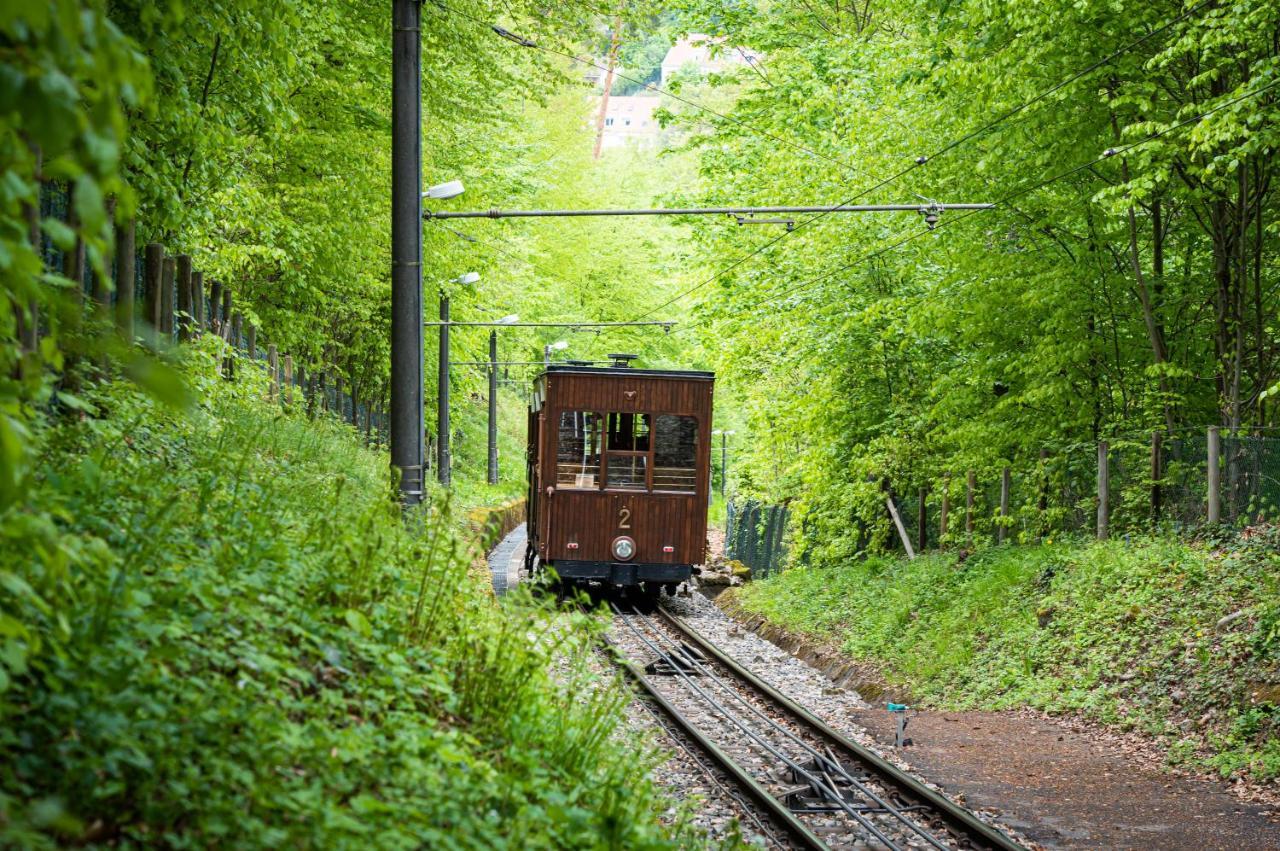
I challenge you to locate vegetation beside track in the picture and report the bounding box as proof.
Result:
[726,535,1280,782]
[0,346,707,848]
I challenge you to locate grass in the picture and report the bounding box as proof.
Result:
[0,342,718,848]
[728,534,1280,782]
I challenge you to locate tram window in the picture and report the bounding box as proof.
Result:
[556,411,602,488]
[653,415,699,492]
[606,412,650,452]
[606,454,648,490]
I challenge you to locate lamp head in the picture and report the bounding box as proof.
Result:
[424,180,465,200]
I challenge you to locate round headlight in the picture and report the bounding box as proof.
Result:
[612,536,636,561]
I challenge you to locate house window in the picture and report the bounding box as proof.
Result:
[653,415,698,492]
[556,411,602,488]
[624,119,631,126]
[605,118,614,126]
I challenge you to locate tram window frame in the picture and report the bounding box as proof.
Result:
[652,414,699,494]
[554,410,603,490]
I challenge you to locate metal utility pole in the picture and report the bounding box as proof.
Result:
[438,291,451,486]
[487,330,499,485]
[592,9,624,160]
[390,0,424,506]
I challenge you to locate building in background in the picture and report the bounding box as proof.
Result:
[598,96,660,150]
[660,34,761,84]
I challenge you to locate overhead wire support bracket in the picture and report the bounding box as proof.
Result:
[424,203,994,220]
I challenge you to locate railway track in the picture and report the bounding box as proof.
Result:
[607,604,1025,851]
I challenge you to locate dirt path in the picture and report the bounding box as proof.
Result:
[846,706,1279,849]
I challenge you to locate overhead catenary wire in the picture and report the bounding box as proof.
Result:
[674,76,1280,335]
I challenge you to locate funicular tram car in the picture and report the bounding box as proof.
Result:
[525,355,714,596]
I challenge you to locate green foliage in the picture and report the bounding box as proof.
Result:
[0,350,705,848]
[732,534,1280,781]
[653,0,1280,547]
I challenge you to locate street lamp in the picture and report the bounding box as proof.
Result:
[712,429,735,498]
[543,339,569,366]
[486,313,519,485]
[437,271,479,486]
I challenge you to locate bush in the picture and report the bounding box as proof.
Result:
[0,347,702,848]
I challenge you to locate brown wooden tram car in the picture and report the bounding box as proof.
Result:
[525,356,714,593]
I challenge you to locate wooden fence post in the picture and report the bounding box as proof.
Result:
[246,324,257,360]
[209,279,223,334]
[998,466,1010,544]
[228,311,242,379]
[160,257,176,336]
[1207,426,1221,524]
[114,218,135,336]
[1150,431,1163,523]
[176,254,192,341]
[1097,441,1109,540]
[939,475,950,545]
[221,289,232,340]
[917,484,928,552]
[965,470,976,540]
[191,270,204,330]
[268,345,279,401]
[144,244,162,330]
[284,354,294,405]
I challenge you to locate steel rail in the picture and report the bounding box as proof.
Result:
[637,609,949,850]
[425,203,995,220]
[657,608,1026,851]
[614,607,902,849]
[602,636,829,851]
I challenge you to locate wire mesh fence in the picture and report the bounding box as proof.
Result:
[726,500,790,578]
[879,429,1280,558]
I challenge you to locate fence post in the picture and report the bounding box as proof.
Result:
[917,484,928,552]
[143,244,162,330]
[284,354,294,405]
[1097,440,1109,540]
[175,255,192,341]
[998,466,1011,544]
[1150,431,1162,524]
[160,257,175,336]
[965,470,976,540]
[191,270,204,330]
[335,373,344,418]
[939,476,950,545]
[221,289,232,340]
[115,218,135,337]
[1207,426,1221,524]
[246,324,257,360]
[228,311,242,379]
[209,279,223,334]
[268,345,279,400]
